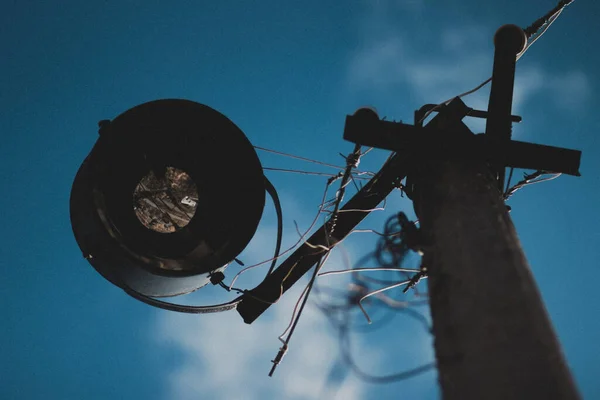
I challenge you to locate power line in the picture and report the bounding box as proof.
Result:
[269,145,364,376]
[418,0,571,126]
[255,145,346,170]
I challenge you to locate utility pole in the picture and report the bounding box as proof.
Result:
[342,24,581,399]
[416,26,580,399]
[418,25,580,400]
[415,159,579,399]
[237,19,582,400]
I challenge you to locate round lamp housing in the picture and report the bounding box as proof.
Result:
[70,99,265,297]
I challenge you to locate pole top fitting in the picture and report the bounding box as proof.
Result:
[494,24,527,54]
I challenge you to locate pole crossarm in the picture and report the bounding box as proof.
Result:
[344,102,581,177]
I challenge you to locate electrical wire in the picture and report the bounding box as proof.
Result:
[504,170,562,200]
[263,167,371,180]
[361,147,374,156]
[263,167,342,177]
[357,279,412,323]
[228,179,334,290]
[269,145,363,376]
[505,167,515,194]
[318,267,421,277]
[269,253,330,377]
[417,77,492,125]
[337,319,435,384]
[523,0,574,39]
[335,207,386,213]
[264,176,283,276]
[518,9,563,61]
[277,254,332,345]
[350,228,402,237]
[418,1,572,126]
[123,286,241,314]
[255,145,346,170]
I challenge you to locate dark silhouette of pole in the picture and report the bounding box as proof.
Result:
[412,25,580,399]
[414,160,579,399]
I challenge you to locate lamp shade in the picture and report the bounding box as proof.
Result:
[70,99,265,297]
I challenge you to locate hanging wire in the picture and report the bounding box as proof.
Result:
[417,0,572,126]
[227,179,334,290]
[361,147,375,156]
[269,145,364,376]
[312,212,426,324]
[357,279,412,323]
[335,308,435,384]
[123,286,242,314]
[518,7,564,61]
[350,228,402,237]
[269,252,331,377]
[314,286,430,385]
[504,170,562,200]
[523,0,574,39]
[318,267,421,277]
[263,167,372,179]
[230,143,381,290]
[263,167,344,177]
[255,145,346,170]
[264,176,284,276]
[505,167,515,194]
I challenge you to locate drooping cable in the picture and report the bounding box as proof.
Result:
[269,253,331,377]
[338,324,435,383]
[269,145,363,376]
[504,170,562,200]
[123,286,241,314]
[418,0,575,125]
[418,77,493,124]
[505,167,515,194]
[228,178,334,290]
[255,145,346,170]
[263,167,372,179]
[264,176,283,276]
[518,8,563,61]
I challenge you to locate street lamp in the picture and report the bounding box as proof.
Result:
[70,99,266,299]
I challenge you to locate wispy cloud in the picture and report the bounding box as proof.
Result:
[152,184,434,400]
[141,6,597,400]
[548,69,591,111]
[154,253,369,400]
[345,9,591,129]
[151,194,374,400]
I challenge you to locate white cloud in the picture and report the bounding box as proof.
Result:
[151,8,593,400]
[152,196,369,400]
[152,188,434,400]
[345,15,590,130]
[154,271,369,400]
[549,69,591,111]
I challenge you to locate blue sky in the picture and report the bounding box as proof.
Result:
[2,1,599,399]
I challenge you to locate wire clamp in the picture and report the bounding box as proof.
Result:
[403,268,428,293]
[268,343,289,377]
